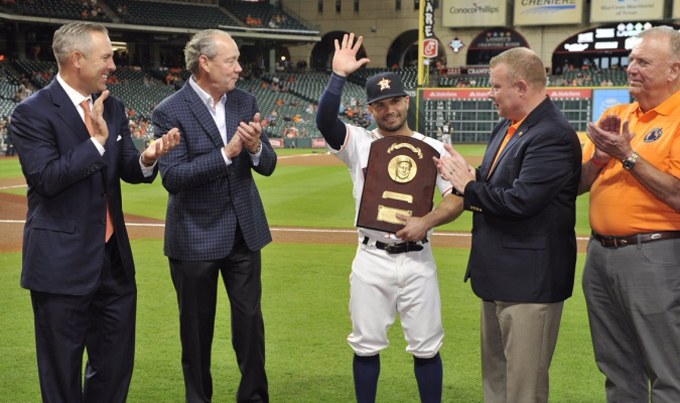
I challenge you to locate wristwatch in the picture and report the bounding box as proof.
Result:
[621,151,639,170]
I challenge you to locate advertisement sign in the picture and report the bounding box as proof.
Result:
[469,28,529,50]
[312,139,326,148]
[418,0,436,85]
[423,38,438,58]
[547,88,593,99]
[270,138,284,148]
[514,0,582,26]
[442,0,506,27]
[423,89,491,100]
[592,89,632,122]
[591,0,663,23]
[423,88,592,100]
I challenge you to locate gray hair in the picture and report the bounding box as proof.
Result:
[638,26,680,62]
[490,47,547,90]
[52,21,109,66]
[184,29,233,75]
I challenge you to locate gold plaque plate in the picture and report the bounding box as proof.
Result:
[377,205,413,225]
[382,191,414,204]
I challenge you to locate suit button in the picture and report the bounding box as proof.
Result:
[101,193,106,197]
[100,218,106,225]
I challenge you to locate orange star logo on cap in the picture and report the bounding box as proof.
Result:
[377,77,391,91]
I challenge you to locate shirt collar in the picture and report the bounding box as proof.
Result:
[507,116,527,136]
[645,87,680,117]
[56,73,91,108]
[188,75,226,109]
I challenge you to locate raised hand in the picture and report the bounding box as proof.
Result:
[332,33,371,77]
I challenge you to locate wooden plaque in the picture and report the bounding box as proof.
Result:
[357,135,439,233]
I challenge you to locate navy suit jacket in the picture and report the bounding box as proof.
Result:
[463,97,582,303]
[152,82,276,261]
[12,80,156,295]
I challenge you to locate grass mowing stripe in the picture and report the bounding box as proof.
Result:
[0,241,604,402]
[2,152,593,236]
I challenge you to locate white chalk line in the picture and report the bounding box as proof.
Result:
[0,220,591,241]
[277,153,330,159]
[0,184,28,190]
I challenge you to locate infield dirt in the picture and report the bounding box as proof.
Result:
[0,153,587,253]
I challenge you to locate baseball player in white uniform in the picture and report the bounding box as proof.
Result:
[316,33,464,403]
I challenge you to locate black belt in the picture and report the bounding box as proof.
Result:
[592,231,680,248]
[362,236,428,254]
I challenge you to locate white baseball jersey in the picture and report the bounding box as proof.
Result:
[328,124,454,243]
[328,124,453,358]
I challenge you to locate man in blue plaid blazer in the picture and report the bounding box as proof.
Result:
[152,30,276,403]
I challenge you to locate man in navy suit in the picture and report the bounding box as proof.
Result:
[152,29,276,403]
[437,48,581,403]
[11,22,180,403]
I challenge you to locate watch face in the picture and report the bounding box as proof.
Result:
[623,153,638,170]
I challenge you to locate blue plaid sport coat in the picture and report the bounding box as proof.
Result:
[152,82,276,261]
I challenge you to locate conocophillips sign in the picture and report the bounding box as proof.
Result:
[442,0,506,27]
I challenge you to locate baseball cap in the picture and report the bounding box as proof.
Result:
[365,72,408,105]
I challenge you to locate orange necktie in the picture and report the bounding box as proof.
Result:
[81,99,114,242]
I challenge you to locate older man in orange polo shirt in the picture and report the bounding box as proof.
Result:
[580,26,680,402]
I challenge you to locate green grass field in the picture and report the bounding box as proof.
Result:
[0,149,607,402]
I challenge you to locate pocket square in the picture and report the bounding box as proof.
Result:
[117,135,122,141]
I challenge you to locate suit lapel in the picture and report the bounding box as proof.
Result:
[481,121,510,179]
[50,80,91,143]
[182,83,225,149]
[491,127,522,174]
[485,97,553,180]
[224,93,241,143]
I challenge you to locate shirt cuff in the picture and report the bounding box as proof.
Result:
[248,143,262,166]
[139,155,156,177]
[221,148,234,166]
[90,137,105,155]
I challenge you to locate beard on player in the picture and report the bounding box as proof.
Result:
[376,112,407,133]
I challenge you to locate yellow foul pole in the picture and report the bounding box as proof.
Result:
[417,0,425,86]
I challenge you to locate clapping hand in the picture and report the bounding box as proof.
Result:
[142,128,181,166]
[586,114,634,161]
[238,112,263,154]
[433,144,476,195]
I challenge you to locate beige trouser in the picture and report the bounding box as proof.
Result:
[481,300,564,403]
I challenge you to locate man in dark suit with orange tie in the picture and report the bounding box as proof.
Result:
[11,21,180,403]
[436,47,581,403]
[152,29,276,403]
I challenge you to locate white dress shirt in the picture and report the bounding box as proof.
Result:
[188,76,261,166]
